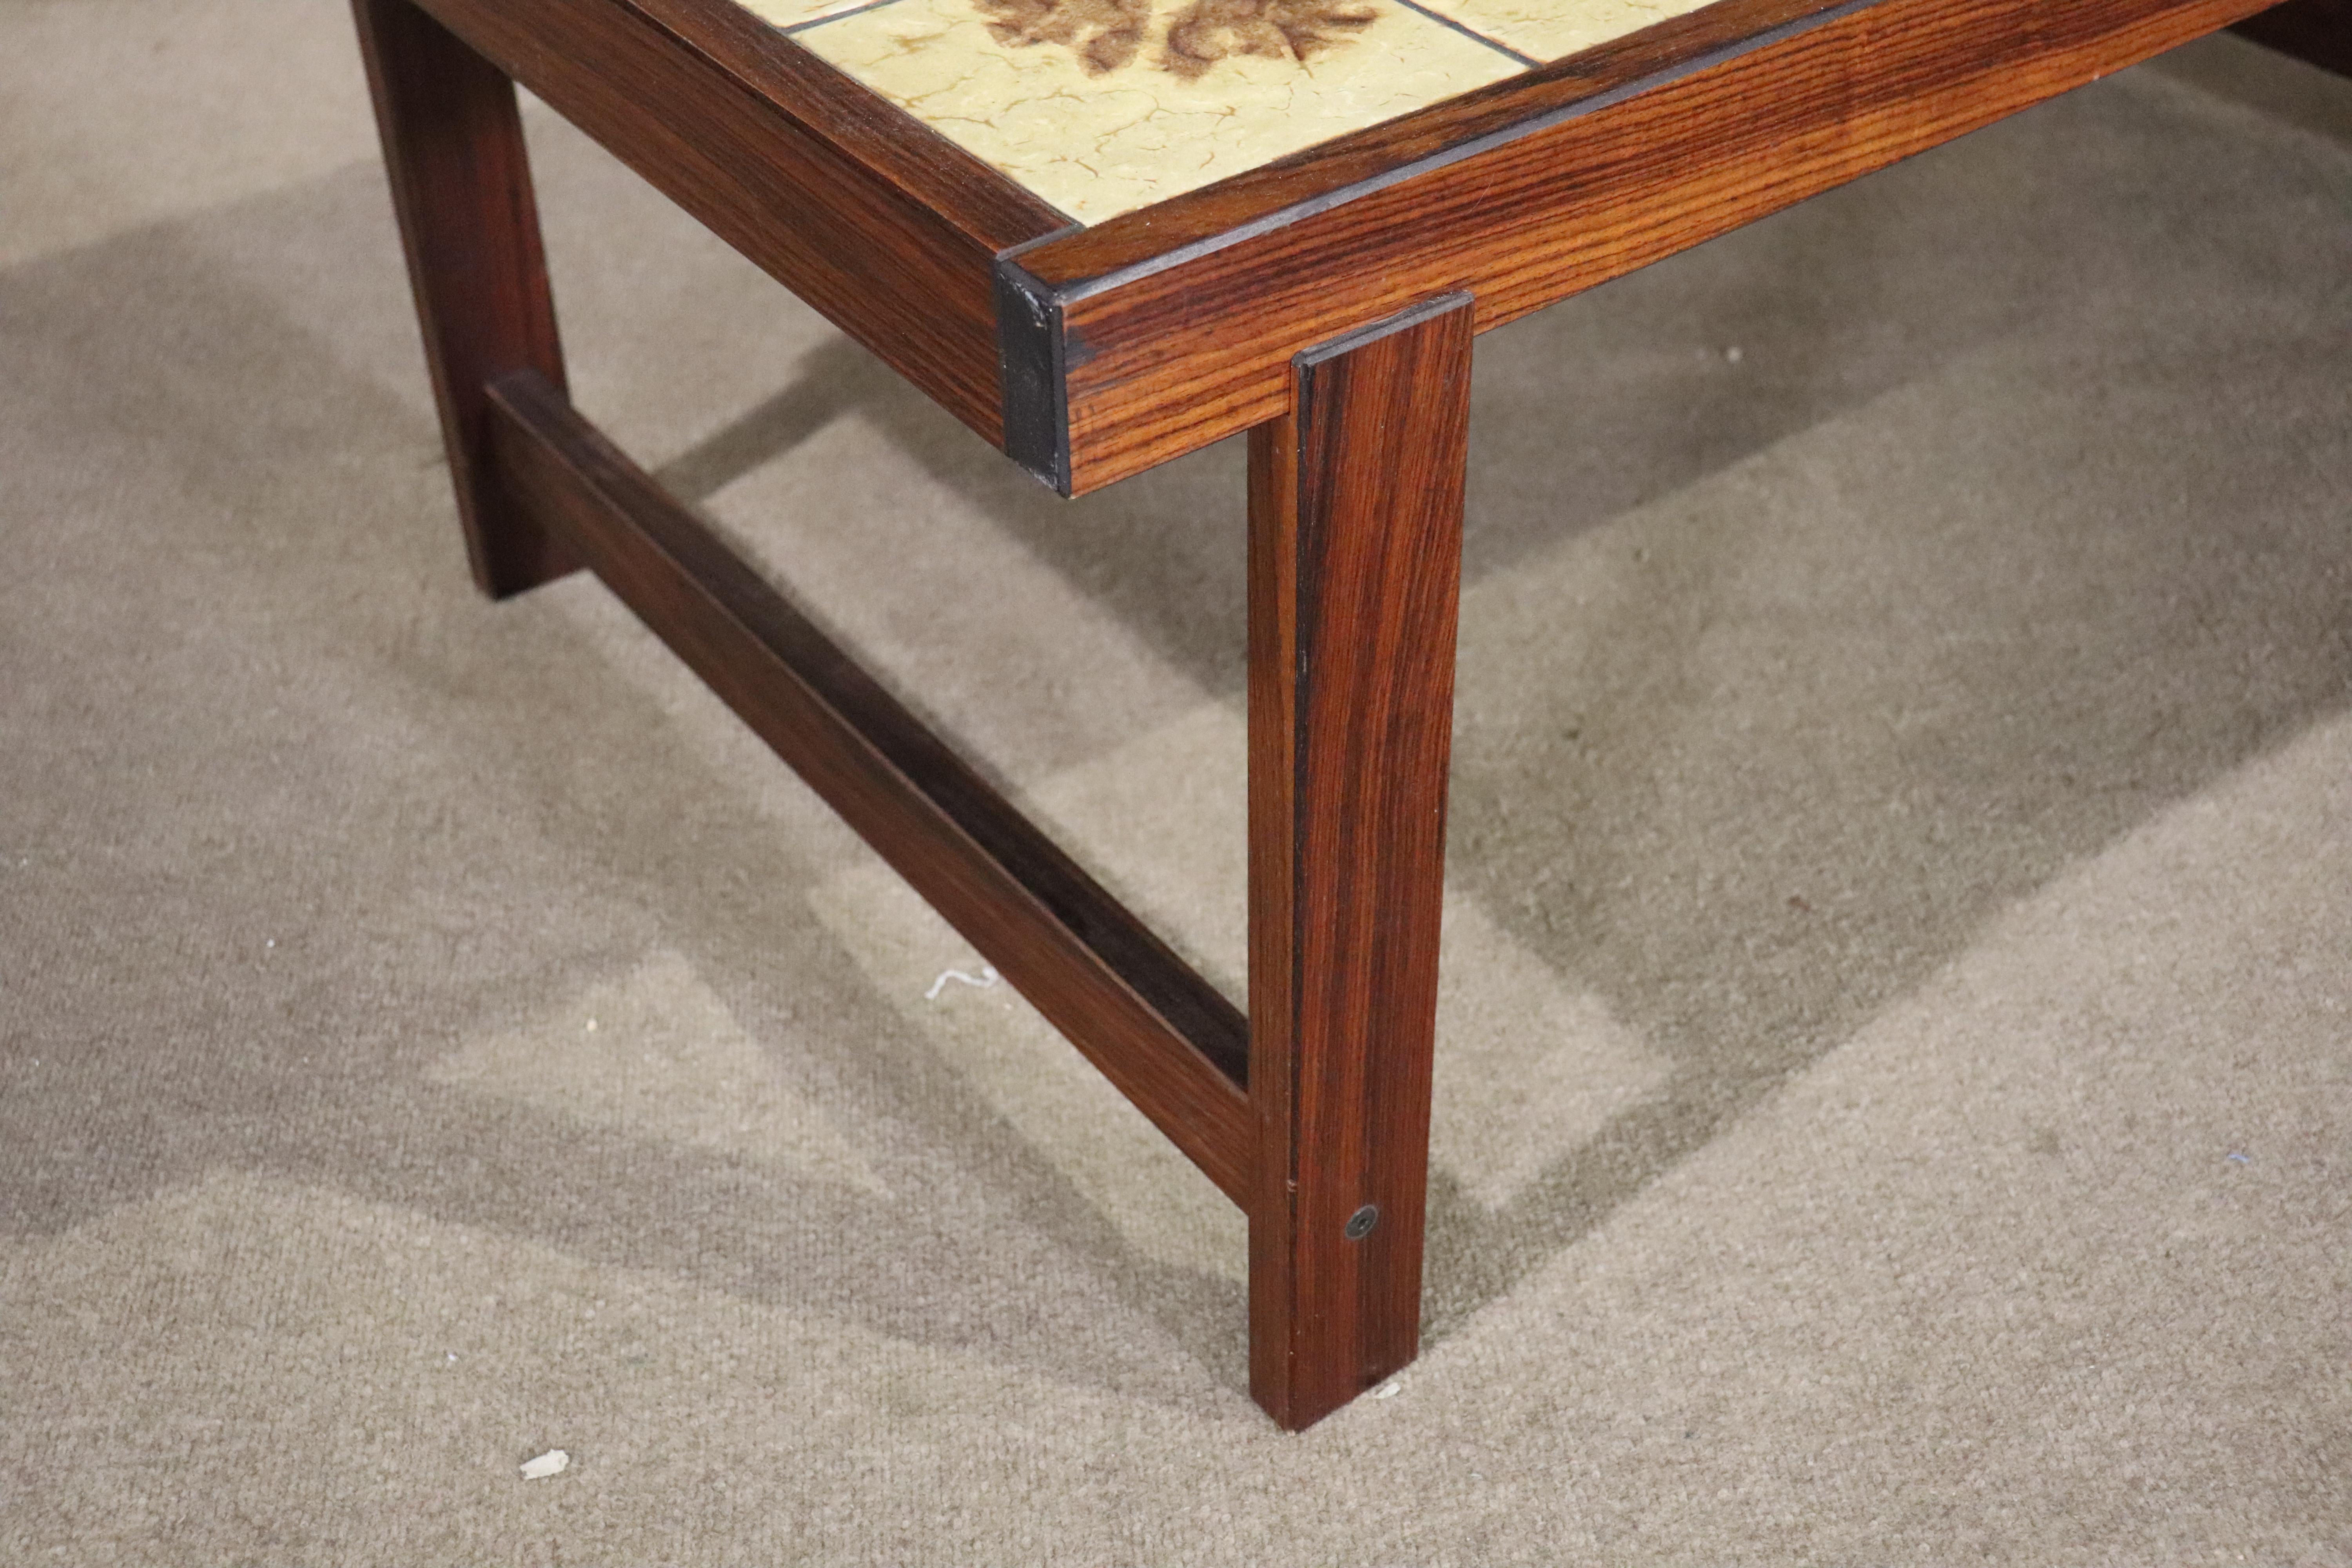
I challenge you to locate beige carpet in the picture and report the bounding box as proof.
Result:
[4,4,2350,1561]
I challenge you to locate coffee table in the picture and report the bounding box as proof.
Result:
[351,0,2330,1428]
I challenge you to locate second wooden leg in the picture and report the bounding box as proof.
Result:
[353,0,575,598]
[1247,295,1474,1432]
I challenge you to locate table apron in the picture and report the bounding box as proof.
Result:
[1017,0,2276,495]
[401,0,1051,446]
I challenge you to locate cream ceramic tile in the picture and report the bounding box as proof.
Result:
[1413,0,1715,64]
[790,0,1526,222]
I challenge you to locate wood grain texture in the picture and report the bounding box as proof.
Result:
[407,0,1069,446]
[624,0,1071,245]
[1017,0,1862,289]
[353,0,575,598]
[1017,0,2270,493]
[2232,0,2352,74]
[484,369,1253,1200]
[1247,297,1472,1432]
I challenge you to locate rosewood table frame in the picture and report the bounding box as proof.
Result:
[352,0,2331,1430]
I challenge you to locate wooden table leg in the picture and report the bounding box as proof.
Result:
[353,0,576,599]
[1247,294,1474,1432]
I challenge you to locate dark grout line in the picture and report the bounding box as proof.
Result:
[1388,0,1543,69]
[782,0,907,35]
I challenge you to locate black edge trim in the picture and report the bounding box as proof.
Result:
[1292,292,1472,525]
[1293,290,1475,370]
[994,257,1072,496]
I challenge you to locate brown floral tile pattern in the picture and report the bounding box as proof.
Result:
[759,0,1714,221]
[1154,0,1381,80]
[976,0,1154,73]
[966,0,1391,80]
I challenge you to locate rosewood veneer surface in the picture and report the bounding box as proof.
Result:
[354,0,2319,1431]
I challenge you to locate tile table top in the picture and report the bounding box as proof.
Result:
[735,0,1717,221]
